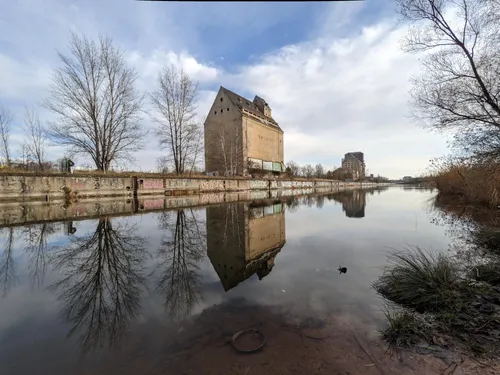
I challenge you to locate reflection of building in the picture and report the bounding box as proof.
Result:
[206,200,286,291]
[341,152,365,180]
[330,189,367,218]
[204,87,285,176]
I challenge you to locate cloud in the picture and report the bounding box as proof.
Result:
[128,50,220,92]
[0,55,52,105]
[225,20,448,178]
[0,0,450,178]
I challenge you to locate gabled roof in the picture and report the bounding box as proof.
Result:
[220,86,282,131]
[344,152,365,163]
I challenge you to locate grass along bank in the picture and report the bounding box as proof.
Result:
[373,247,500,357]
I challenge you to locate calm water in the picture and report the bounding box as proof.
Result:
[0,186,450,374]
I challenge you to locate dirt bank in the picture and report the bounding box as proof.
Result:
[78,302,498,375]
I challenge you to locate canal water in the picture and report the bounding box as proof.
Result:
[0,186,455,374]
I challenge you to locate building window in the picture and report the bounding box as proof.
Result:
[227,108,229,111]
[214,111,217,115]
[221,108,224,113]
[220,97,223,102]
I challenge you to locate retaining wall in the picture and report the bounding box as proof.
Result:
[0,173,390,202]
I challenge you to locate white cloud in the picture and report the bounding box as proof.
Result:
[128,50,220,91]
[0,55,52,103]
[0,1,450,178]
[225,21,448,178]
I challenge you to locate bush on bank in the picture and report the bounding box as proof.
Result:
[429,158,500,208]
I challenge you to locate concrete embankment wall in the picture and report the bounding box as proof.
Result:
[0,173,390,203]
[0,185,391,227]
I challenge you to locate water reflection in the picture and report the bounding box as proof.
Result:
[337,190,367,218]
[22,223,59,287]
[429,195,500,263]
[0,187,401,364]
[49,218,148,352]
[206,200,286,291]
[155,209,206,320]
[0,227,15,298]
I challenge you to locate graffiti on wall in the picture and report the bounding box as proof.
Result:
[140,179,164,190]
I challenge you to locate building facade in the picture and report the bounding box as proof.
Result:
[341,152,366,180]
[204,86,284,176]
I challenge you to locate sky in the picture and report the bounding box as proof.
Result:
[0,0,450,179]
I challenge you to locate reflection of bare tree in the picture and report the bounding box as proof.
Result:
[155,209,206,321]
[316,195,325,209]
[0,228,16,298]
[50,218,148,352]
[22,223,58,287]
[428,196,500,265]
[285,197,300,213]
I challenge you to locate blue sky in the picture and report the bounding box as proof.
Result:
[0,0,449,179]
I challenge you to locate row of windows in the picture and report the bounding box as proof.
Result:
[214,107,230,115]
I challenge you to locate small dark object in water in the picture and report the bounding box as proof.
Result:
[231,328,266,353]
[338,266,347,274]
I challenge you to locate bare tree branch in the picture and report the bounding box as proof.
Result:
[23,106,47,171]
[285,160,301,177]
[0,104,12,167]
[396,0,500,160]
[206,125,244,176]
[45,32,146,171]
[150,65,202,175]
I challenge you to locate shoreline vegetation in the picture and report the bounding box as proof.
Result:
[430,158,500,208]
[373,247,500,358]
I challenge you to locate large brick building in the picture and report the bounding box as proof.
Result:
[204,86,284,176]
[341,152,366,180]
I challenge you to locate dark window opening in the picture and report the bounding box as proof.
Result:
[220,97,223,102]
[227,108,229,111]
[214,111,217,115]
[221,109,224,113]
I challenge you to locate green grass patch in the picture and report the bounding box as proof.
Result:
[373,247,464,312]
[380,307,431,349]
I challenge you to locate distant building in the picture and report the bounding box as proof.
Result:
[402,176,412,181]
[206,200,286,291]
[204,86,284,176]
[341,152,365,180]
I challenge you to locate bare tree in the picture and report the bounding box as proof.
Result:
[23,106,47,171]
[207,126,244,176]
[45,32,145,171]
[156,156,169,174]
[301,164,314,178]
[285,160,300,177]
[396,0,500,160]
[151,64,202,175]
[0,104,12,167]
[314,163,325,179]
